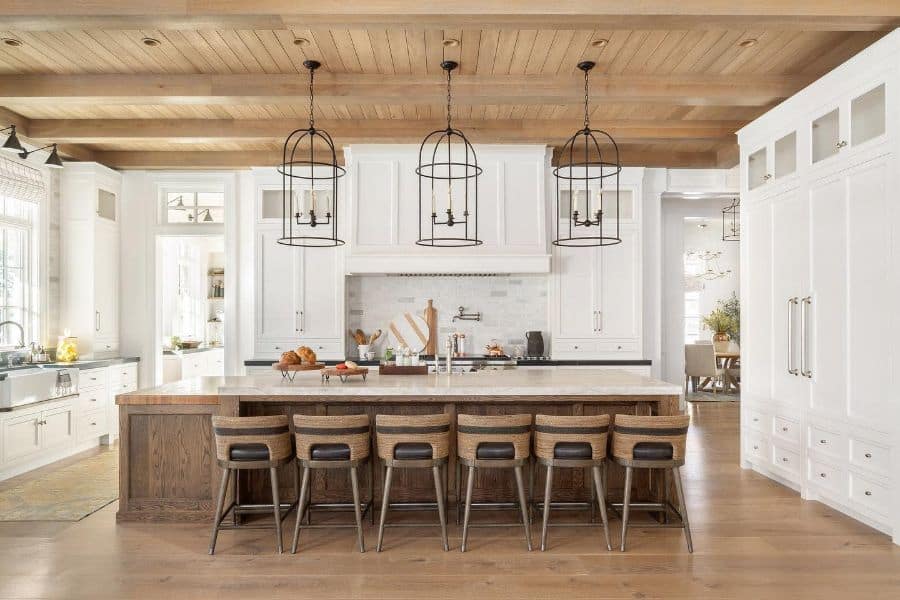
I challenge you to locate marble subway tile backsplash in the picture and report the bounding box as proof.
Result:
[346,275,548,357]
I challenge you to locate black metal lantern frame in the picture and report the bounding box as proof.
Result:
[416,61,483,247]
[552,61,622,247]
[277,60,346,247]
[722,197,740,242]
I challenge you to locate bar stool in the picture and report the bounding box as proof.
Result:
[291,414,371,554]
[533,414,612,551]
[457,413,533,552]
[208,415,295,554]
[375,413,451,552]
[611,414,692,553]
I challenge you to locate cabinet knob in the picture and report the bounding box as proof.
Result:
[90,422,97,426]
[864,490,872,496]
[781,457,789,462]
[836,140,848,149]
[573,345,579,349]
[819,439,827,445]
[763,174,772,181]
[782,426,789,432]
[864,452,872,458]
[752,445,759,450]
[819,472,826,478]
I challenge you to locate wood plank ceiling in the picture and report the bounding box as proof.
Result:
[0,2,897,169]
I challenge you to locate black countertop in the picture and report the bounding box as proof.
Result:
[244,357,650,367]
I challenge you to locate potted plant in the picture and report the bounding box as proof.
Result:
[702,308,736,342]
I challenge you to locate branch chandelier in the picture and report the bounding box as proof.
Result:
[415,60,483,247]
[553,61,622,247]
[277,60,345,247]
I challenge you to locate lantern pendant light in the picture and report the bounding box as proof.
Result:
[722,197,740,242]
[553,61,622,247]
[277,60,345,247]
[416,60,483,247]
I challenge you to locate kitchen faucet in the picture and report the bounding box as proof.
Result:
[0,321,26,366]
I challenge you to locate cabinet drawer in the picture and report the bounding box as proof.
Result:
[744,433,768,463]
[849,436,891,478]
[76,388,107,412]
[108,363,138,386]
[111,380,137,395]
[771,444,801,478]
[808,424,843,459]
[79,367,108,390]
[808,458,843,495]
[849,472,890,518]
[744,408,769,434]
[77,409,108,442]
[551,340,597,355]
[595,340,639,354]
[94,340,119,355]
[772,415,801,446]
[254,340,343,358]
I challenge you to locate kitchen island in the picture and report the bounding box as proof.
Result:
[116,369,682,522]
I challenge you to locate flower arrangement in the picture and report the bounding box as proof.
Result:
[702,293,740,341]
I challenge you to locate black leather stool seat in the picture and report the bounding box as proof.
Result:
[553,441,592,460]
[310,443,351,461]
[632,442,674,460]
[229,443,270,461]
[393,442,433,460]
[476,442,515,460]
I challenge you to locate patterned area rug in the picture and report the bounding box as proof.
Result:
[0,448,118,521]
[687,391,740,403]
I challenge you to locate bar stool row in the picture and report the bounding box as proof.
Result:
[208,412,692,555]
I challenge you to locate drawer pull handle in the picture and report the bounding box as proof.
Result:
[752,445,759,450]
[90,422,97,426]
[90,398,96,402]
[864,490,872,496]
[781,457,789,462]
[753,418,759,422]
[864,453,872,459]
[836,140,848,149]
[819,473,826,478]
[819,439,827,445]
[782,426,789,432]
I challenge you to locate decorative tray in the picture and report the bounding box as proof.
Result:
[321,367,369,383]
[273,362,325,381]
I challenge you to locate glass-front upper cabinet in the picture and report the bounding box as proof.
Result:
[811,82,886,165]
[746,128,798,193]
[747,146,768,190]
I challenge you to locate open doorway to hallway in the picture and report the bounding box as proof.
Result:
[661,194,740,403]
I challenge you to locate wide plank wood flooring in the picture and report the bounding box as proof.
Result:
[0,402,898,599]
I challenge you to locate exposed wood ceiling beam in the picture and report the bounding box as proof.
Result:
[98,147,718,170]
[29,118,742,145]
[0,74,803,108]
[1,1,898,30]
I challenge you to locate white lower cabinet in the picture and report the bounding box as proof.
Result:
[162,349,224,383]
[0,361,140,481]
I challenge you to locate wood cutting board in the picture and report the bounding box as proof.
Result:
[386,312,430,353]
[424,299,437,356]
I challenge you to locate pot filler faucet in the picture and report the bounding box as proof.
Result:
[452,306,482,322]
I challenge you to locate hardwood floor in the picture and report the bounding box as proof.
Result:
[0,402,897,599]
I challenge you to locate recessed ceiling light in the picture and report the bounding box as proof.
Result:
[293,37,310,46]
[591,39,609,48]
[739,39,758,48]
[442,38,460,48]
[142,37,161,47]
[2,38,22,47]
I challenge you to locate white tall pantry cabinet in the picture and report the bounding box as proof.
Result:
[738,30,899,543]
[60,163,121,357]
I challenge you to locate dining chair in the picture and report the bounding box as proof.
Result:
[684,343,723,396]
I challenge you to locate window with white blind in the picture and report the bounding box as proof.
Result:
[0,194,38,348]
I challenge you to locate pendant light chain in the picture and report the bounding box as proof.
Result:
[308,66,316,129]
[446,66,453,130]
[583,67,590,130]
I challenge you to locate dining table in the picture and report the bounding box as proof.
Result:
[715,350,740,393]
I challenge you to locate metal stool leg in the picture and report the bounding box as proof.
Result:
[290,465,310,554]
[460,465,476,552]
[620,466,633,552]
[350,465,366,553]
[433,465,449,551]
[269,467,283,554]
[528,459,535,523]
[540,464,553,551]
[591,465,612,551]
[514,465,533,551]
[455,461,462,526]
[673,466,693,553]
[376,465,393,552]
[208,467,231,555]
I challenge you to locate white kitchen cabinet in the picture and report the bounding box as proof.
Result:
[107,362,138,439]
[738,30,899,539]
[345,145,551,274]
[162,350,222,383]
[1,401,74,470]
[60,163,122,357]
[253,223,344,360]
